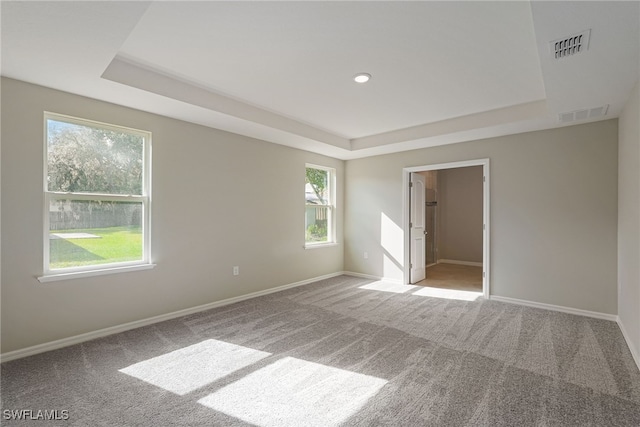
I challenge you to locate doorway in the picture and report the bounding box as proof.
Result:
[403,159,490,298]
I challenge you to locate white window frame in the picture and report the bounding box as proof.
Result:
[39,112,153,282]
[304,164,336,248]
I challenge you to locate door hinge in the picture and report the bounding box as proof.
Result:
[483,224,486,230]
[409,181,413,188]
[483,272,486,278]
[410,263,413,268]
[409,222,413,228]
[483,176,486,182]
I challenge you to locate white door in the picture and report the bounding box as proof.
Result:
[410,173,426,283]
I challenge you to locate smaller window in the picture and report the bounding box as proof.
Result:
[305,165,335,246]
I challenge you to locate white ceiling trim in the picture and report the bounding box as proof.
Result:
[351,100,548,150]
[102,55,351,150]
[103,56,549,154]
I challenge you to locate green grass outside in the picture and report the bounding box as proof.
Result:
[49,226,142,269]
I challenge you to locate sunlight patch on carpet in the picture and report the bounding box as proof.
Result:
[198,356,387,427]
[359,280,419,294]
[119,339,271,395]
[412,287,482,301]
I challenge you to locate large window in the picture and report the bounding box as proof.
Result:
[42,113,151,279]
[305,165,335,246]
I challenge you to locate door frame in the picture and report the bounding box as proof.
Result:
[409,172,427,283]
[402,158,490,299]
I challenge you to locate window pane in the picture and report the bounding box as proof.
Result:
[305,168,328,205]
[49,200,143,269]
[47,119,144,195]
[305,206,329,243]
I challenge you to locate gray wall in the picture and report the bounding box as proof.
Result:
[438,166,483,263]
[618,81,640,360]
[345,120,619,314]
[1,78,344,353]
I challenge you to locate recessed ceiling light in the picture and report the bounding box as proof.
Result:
[353,73,371,83]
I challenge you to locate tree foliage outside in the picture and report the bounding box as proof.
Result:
[305,167,328,204]
[47,120,144,195]
[305,221,328,242]
[47,119,144,226]
[305,167,330,242]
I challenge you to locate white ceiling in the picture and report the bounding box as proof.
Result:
[2,1,638,160]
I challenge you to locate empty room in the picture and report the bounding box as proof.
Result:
[1,1,639,426]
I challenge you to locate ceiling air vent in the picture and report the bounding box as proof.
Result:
[558,105,608,123]
[550,29,591,59]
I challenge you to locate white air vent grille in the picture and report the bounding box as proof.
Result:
[550,30,591,59]
[558,105,608,123]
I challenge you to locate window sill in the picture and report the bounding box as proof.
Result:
[304,242,339,250]
[38,263,156,283]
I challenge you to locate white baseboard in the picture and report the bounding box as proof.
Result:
[438,259,483,267]
[342,271,403,284]
[0,272,344,363]
[617,317,640,371]
[489,295,618,321]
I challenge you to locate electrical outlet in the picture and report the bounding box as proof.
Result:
[233,266,239,276]
[364,252,368,259]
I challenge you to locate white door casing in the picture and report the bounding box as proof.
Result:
[403,159,490,299]
[410,173,426,283]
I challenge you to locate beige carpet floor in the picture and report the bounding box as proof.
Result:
[416,262,483,292]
